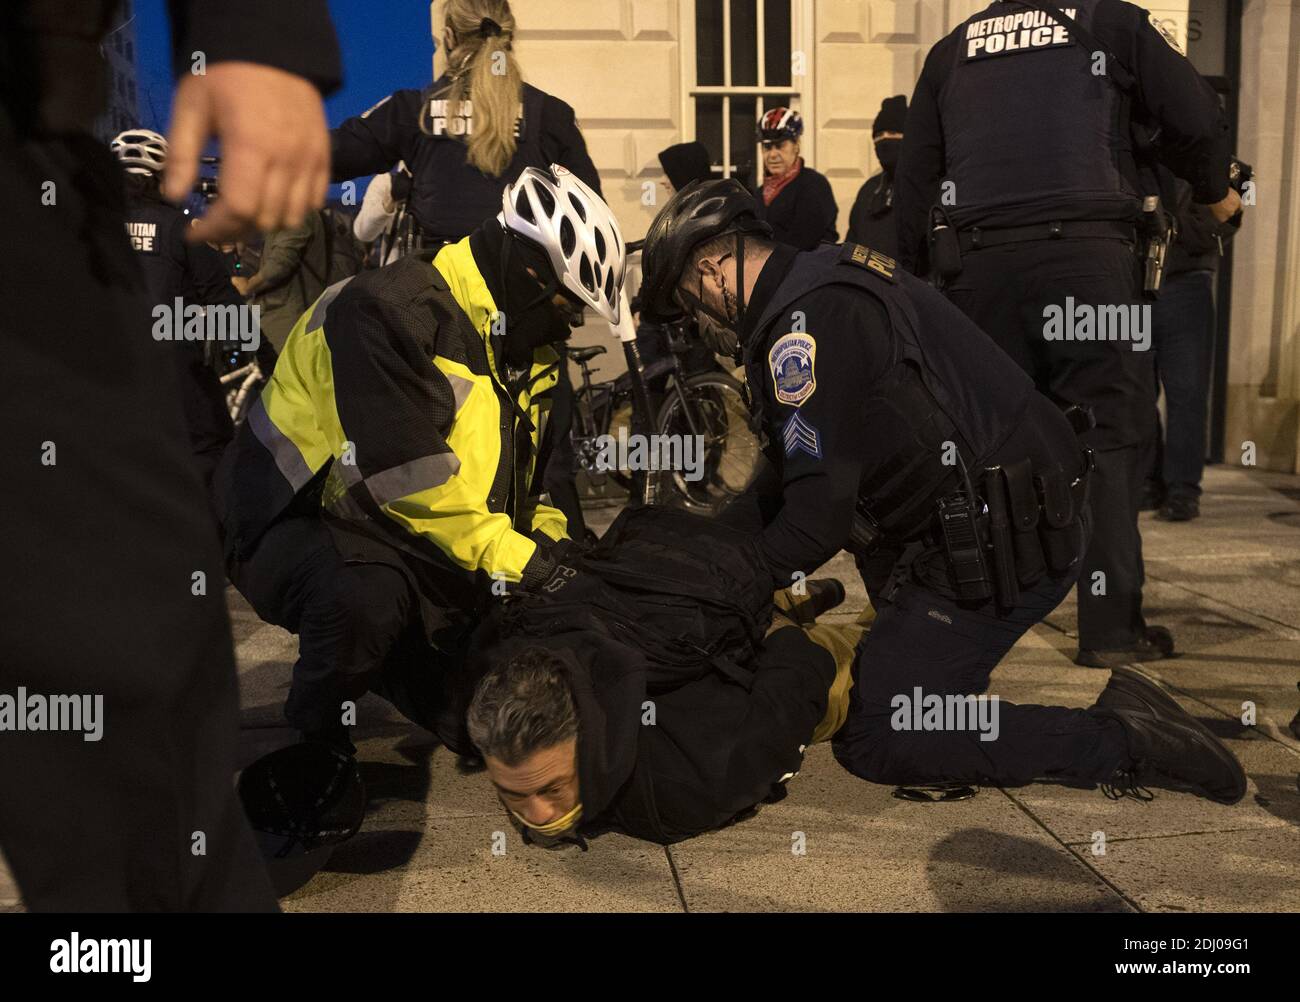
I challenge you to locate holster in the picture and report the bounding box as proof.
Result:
[1034,454,1090,575]
[928,206,963,282]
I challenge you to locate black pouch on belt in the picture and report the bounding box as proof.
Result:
[982,467,1020,608]
[928,206,962,281]
[1003,457,1047,585]
[1035,466,1082,574]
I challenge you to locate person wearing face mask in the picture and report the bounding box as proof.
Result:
[846,96,907,257]
[753,107,838,251]
[448,508,861,849]
[214,166,624,764]
[635,179,1247,809]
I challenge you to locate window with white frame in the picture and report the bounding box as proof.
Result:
[681,1,813,190]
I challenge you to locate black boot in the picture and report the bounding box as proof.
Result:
[1091,667,1246,805]
[1076,625,1175,668]
[1156,495,1199,522]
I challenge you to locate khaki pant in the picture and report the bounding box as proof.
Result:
[772,588,874,744]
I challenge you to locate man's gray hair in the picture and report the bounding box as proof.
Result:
[466,646,579,766]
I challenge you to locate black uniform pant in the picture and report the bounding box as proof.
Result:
[945,237,1155,651]
[0,127,276,910]
[228,516,416,735]
[833,564,1130,788]
[1146,269,1217,500]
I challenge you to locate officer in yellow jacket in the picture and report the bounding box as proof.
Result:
[214,165,627,753]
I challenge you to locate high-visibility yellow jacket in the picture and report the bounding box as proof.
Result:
[218,238,567,598]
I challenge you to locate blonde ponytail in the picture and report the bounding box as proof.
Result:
[431,0,524,178]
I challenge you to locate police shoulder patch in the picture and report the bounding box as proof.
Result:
[844,243,897,281]
[769,332,817,406]
[1148,14,1184,54]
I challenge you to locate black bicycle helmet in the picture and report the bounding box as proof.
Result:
[238,742,365,896]
[639,178,772,320]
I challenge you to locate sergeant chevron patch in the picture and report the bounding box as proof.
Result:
[783,412,822,459]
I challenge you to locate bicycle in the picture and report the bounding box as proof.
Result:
[566,317,762,514]
[205,338,266,427]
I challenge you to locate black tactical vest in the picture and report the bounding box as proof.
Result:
[123,194,186,303]
[408,79,549,242]
[746,243,1037,540]
[939,0,1140,229]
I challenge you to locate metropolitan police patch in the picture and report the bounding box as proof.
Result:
[769,333,816,406]
[1148,13,1184,54]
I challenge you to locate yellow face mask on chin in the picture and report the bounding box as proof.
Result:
[511,802,583,838]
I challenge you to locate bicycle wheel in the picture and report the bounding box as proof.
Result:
[655,371,761,514]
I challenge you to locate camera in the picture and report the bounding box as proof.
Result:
[1227,156,1254,196]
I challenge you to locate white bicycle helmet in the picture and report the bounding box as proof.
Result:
[110,129,168,175]
[499,164,626,325]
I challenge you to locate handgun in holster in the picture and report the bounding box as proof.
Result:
[1138,194,1176,297]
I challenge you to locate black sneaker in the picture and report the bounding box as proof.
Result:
[1156,496,1199,521]
[1092,667,1246,804]
[1076,625,1175,668]
[1289,682,1300,742]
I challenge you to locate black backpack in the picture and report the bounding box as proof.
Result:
[503,505,774,691]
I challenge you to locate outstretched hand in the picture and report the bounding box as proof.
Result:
[163,62,330,243]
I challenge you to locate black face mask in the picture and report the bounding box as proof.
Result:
[497,235,577,370]
[874,137,902,176]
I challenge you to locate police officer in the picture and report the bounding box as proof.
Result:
[754,107,838,250]
[112,129,244,490]
[845,96,907,256]
[329,0,601,247]
[3,0,340,912]
[215,166,626,756]
[895,0,1242,667]
[638,179,1245,805]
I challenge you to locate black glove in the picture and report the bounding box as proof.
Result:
[519,536,586,596]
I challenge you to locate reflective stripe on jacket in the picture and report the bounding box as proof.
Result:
[220,237,566,589]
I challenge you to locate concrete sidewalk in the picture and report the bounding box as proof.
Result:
[239,465,1300,912]
[5,466,1297,912]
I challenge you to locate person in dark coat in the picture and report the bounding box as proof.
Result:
[753,107,838,250]
[845,96,907,257]
[1143,172,1243,520]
